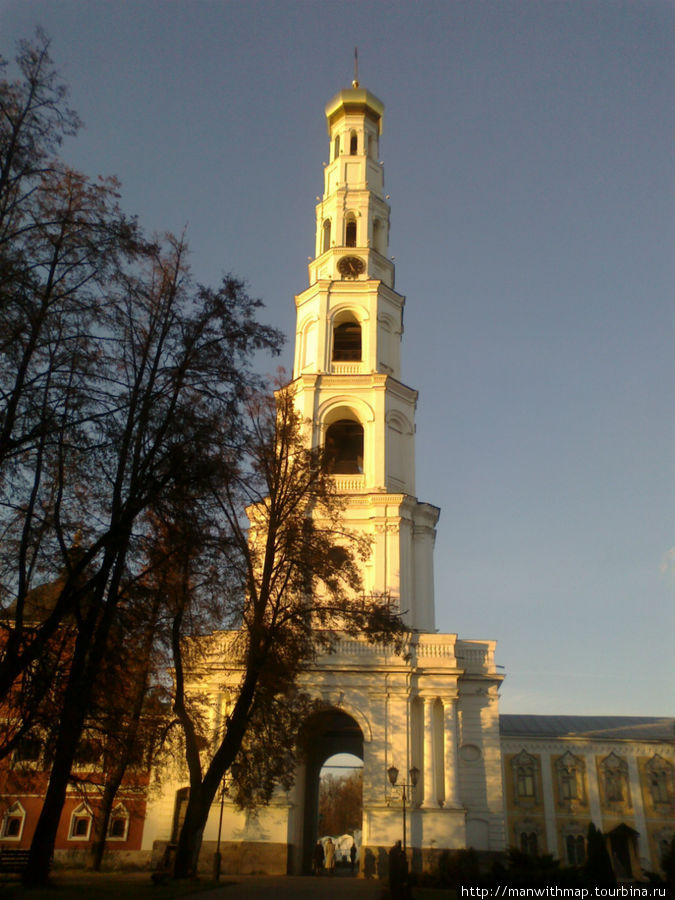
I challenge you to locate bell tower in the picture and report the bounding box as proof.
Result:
[142,78,507,877]
[291,85,438,632]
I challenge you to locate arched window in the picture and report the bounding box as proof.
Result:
[322,219,331,253]
[333,135,340,159]
[349,131,358,155]
[326,420,364,474]
[345,216,357,247]
[333,319,361,361]
[367,134,377,159]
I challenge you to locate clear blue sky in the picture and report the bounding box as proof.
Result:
[1,1,672,716]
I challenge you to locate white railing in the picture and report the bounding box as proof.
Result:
[330,361,364,375]
[332,474,366,492]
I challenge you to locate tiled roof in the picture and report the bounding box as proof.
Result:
[500,715,675,742]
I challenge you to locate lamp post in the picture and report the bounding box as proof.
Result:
[214,761,241,882]
[387,764,419,852]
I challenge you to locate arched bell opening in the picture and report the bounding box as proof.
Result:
[349,130,358,155]
[325,419,364,474]
[322,218,332,254]
[332,319,362,362]
[345,215,357,248]
[297,708,364,875]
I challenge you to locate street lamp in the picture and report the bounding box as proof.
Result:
[214,761,242,881]
[387,764,419,852]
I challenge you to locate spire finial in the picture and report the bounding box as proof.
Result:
[352,47,359,88]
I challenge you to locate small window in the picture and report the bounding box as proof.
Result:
[325,420,364,474]
[69,803,92,840]
[334,135,340,159]
[322,219,331,254]
[345,219,357,247]
[107,804,129,841]
[333,320,361,361]
[349,131,357,155]
[1,802,25,840]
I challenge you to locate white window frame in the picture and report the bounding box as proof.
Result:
[68,802,93,841]
[106,803,130,841]
[1,801,26,841]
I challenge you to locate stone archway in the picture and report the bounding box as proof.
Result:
[296,708,363,874]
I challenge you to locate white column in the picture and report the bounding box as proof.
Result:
[585,751,603,826]
[443,697,459,807]
[538,751,558,858]
[422,696,439,807]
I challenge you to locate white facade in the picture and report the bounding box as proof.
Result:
[142,82,506,875]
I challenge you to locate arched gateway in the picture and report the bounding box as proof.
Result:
[295,708,363,874]
[142,81,506,876]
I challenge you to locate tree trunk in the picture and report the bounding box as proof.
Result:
[172,785,214,878]
[90,597,159,870]
[23,634,91,886]
[24,555,121,885]
[88,771,119,871]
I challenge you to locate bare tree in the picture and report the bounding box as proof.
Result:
[21,237,280,885]
[167,387,406,877]
[319,769,363,837]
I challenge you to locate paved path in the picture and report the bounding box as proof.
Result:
[187,874,384,899]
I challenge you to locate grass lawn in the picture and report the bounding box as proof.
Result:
[0,871,228,899]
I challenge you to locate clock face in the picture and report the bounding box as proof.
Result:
[337,255,365,279]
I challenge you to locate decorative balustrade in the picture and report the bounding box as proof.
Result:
[330,361,364,375]
[202,633,497,677]
[332,473,366,492]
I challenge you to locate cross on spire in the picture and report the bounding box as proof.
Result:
[352,47,359,88]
